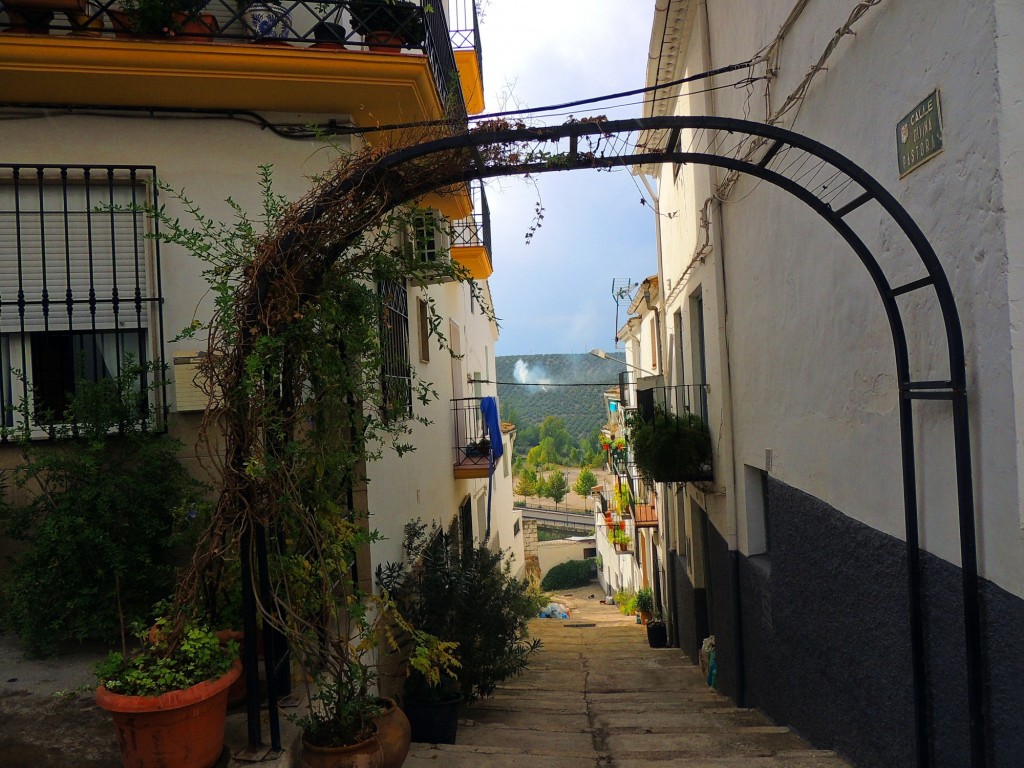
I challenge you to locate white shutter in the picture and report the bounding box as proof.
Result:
[0,182,150,333]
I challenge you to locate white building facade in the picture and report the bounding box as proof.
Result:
[640,1,1024,766]
[0,0,521,632]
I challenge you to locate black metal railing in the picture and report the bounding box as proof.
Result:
[450,180,492,267]
[0,0,467,118]
[636,383,708,425]
[451,395,494,468]
[0,164,166,438]
[447,0,482,83]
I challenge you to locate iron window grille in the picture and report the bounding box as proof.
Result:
[378,278,411,422]
[0,165,165,439]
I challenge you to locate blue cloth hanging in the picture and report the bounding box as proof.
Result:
[479,396,503,459]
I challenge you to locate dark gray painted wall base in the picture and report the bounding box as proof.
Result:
[673,477,1024,768]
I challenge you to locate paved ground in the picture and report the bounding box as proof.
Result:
[410,587,853,768]
[0,586,853,767]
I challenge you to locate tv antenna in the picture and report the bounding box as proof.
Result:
[611,278,638,347]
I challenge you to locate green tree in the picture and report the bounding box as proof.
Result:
[514,466,538,497]
[573,467,597,498]
[545,472,569,508]
[539,416,573,459]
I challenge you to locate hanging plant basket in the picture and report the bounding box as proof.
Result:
[627,407,713,483]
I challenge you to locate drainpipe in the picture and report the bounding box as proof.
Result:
[639,163,677,643]
[702,0,746,707]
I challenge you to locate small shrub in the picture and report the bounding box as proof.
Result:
[0,364,205,655]
[615,588,637,616]
[377,520,541,703]
[541,559,594,591]
[636,587,654,614]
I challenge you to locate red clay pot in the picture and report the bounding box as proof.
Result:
[365,31,404,52]
[372,697,411,768]
[172,11,219,41]
[95,659,242,768]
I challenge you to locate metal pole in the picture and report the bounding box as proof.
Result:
[952,392,986,768]
[898,394,929,767]
[239,525,262,749]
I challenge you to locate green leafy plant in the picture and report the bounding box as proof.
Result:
[572,467,597,498]
[348,0,426,46]
[626,406,713,483]
[540,559,594,590]
[612,483,632,514]
[615,588,637,616]
[377,519,541,703]
[120,0,205,35]
[608,527,632,549]
[0,362,204,656]
[636,587,654,615]
[95,622,237,698]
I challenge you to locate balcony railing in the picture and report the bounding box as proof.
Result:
[0,0,467,118]
[451,396,493,479]
[636,383,708,425]
[447,0,481,79]
[630,383,713,483]
[450,179,492,267]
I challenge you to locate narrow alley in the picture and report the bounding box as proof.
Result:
[408,587,852,768]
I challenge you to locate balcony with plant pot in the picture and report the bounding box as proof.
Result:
[451,395,499,480]
[0,0,485,128]
[626,383,713,484]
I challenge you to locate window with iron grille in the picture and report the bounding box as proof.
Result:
[378,278,411,422]
[0,165,164,436]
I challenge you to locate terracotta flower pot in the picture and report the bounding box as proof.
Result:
[95,659,242,768]
[365,31,405,53]
[372,697,411,768]
[172,11,219,41]
[299,727,383,768]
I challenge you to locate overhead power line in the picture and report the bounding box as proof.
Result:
[471,379,619,387]
[336,57,762,137]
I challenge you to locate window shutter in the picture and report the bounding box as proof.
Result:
[0,182,149,333]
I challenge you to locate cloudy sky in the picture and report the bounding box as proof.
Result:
[475,1,658,357]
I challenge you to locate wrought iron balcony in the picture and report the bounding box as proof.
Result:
[451,396,494,479]
[629,383,713,483]
[0,0,471,118]
[450,179,492,278]
[635,383,708,425]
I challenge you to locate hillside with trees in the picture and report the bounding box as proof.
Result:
[496,353,623,447]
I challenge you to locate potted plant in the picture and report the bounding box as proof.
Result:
[608,527,631,552]
[465,435,490,458]
[240,0,292,40]
[294,660,385,768]
[311,0,346,46]
[94,619,241,768]
[347,0,425,51]
[377,520,541,743]
[626,406,713,483]
[636,586,654,624]
[646,616,668,648]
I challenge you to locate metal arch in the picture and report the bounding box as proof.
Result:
[287,115,982,767]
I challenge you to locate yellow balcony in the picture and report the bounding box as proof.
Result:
[0,0,472,125]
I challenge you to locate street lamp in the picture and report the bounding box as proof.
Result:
[588,348,658,378]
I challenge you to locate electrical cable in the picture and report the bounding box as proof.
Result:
[471,379,621,387]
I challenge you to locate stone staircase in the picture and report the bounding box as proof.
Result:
[406,589,852,767]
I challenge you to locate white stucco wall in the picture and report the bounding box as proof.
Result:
[0,109,515,581]
[537,538,594,577]
[650,0,1024,598]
